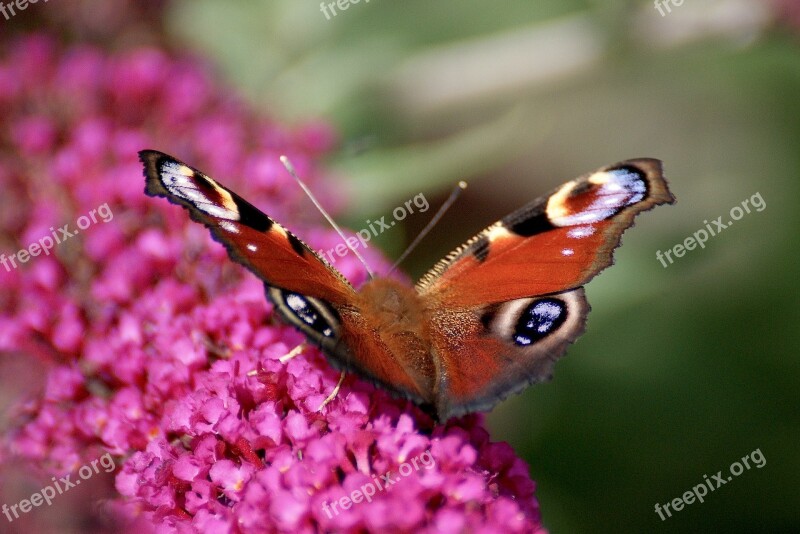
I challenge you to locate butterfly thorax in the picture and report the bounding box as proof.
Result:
[356,278,430,347]
[355,278,436,390]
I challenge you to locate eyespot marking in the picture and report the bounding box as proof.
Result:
[567,226,595,239]
[159,160,240,220]
[512,298,567,346]
[266,287,341,342]
[219,221,239,234]
[546,166,649,227]
[283,293,335,338]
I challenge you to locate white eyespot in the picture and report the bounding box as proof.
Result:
[219,221,239,234]
[547,168,646,227]
[567,226,595,239]
[278,291,336,338]
[528,301,563,334]
[246,244,257,252]
[561,248,574,256]
[160,161,241,220]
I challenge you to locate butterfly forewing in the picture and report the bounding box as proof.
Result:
[140,150,355,305]
[417,159,674,307]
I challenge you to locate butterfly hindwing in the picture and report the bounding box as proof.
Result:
[429,288,589,419]
[266,284,433,406]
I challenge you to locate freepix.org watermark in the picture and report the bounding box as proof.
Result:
[0,0,48,22]
[320,0,370,20]
[316,193,429,266]
[656,191,765,268]
[654,0,685,17]
[321,449,435,518]
[654,448,766,521]
[0,202,113,272]
[2,453,116,523]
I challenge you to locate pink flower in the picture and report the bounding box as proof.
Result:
[0,33,546,533]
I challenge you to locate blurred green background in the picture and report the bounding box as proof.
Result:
[169,1,799,532]
[17,0,800,531]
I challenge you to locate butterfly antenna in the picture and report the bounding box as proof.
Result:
[388,181,467,275]
[280,156,375,279]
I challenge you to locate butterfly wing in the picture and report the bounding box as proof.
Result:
[419,159,674,419]
[417,159,674,307]
[429,289,589,419]
[140,150,355,305]
[141,150,433,405]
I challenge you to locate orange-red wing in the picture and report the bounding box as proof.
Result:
[140,150,355,305]
[430,288,589,420]
[417,159,674,307]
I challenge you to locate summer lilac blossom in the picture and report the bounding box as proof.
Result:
[0,34,546,532]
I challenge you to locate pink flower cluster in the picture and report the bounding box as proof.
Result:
[0,34,545,533]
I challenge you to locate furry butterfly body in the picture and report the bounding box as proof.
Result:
[140,151,674,421]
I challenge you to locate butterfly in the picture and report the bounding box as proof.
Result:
[140,150,674,421]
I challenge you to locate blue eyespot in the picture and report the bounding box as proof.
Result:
[512,298,567,346]
[283,293,334,338]
[609,167,646,206]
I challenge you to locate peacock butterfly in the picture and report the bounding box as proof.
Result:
[140,150,674,421]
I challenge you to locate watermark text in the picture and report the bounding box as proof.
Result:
[2,453,116,523]
[654,0,686,17]
[322,449,435,518]
[656,192,764,268]
[654,448,765,521]
[320,0,370,20]
[1,202,113,272]
[317,193,428,265]
[0,0,49,22]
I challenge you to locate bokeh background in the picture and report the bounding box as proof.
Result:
[2,0,799,532]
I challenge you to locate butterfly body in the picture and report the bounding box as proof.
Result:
[141,151,674,421]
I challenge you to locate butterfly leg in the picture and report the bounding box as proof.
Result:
[279,342,307,363]
[317,371,346,412]
[246,342,308,377]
